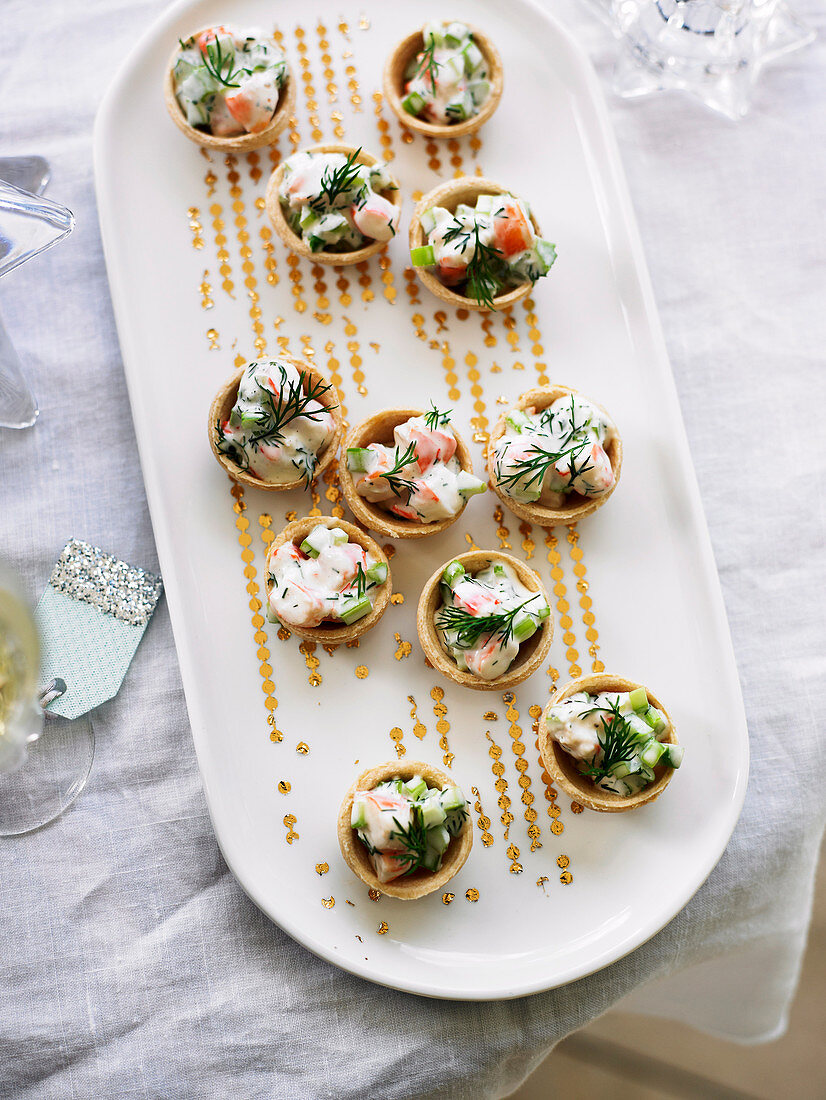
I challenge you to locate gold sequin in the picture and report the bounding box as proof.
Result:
[368,888,381,901]
[503,693,541,851]
[278,780,291,794]
[321,896,335,908]
[393,634,412,660]
[545,531,581,679]
[315,862,329,875]
[557,855,570,869]
[439,339,461,401]
[567,525,605,674]
[377,921,389,934]
[408,696,427,739]
[465,888,479,902]
[441,892,455,905]
[571,801,584,814]
[523,297,550,386]
[296,742,310,755]
[430,686,454,768]
[483,711,498,721]
[470,787,494,847]
[391,593,404,605]
[389,727,405,758]
[560,871,573,885]
[283,814,299,844]
[206,328,220,350]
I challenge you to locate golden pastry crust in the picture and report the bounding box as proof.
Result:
[538,673,679,813]
[338,760,473,899]
[207,356,342,492]
[382,25,503,139]
[486,385,623,527]
[163,30,295,151]
[338,408,478,539]
[264,144,402,266]
[417,550,554,692]
[264,517,391,643]
[408,177,540,312]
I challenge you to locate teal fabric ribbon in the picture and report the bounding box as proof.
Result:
[34,540,162,720]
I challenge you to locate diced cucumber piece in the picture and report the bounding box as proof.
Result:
[346,447,372,472]
[265,602,279,624]
[410,244,436,267]
[626,713,653,742]
[608,758,640,779]
[329,528,348,545]
[663,744,684,769]
[444,21,468,47]
[534,603,551,621]
[445,91,473,122]
[462,42,483,74]
[421,795,447,829]
[640,739,666,767]
[506,409,532,433]
[173,56,197,82]
[299,205,319,230]
[629,686,649,714]
[420,207,439,236]
[440,786,466,812]
[428,824,451,854]
[402,90,426,117]
[644,707,666,733]
[404,775,427,800]
[513,614,538,643]
[422,20,445,47]
[449,646,469,671]
[308,235,325,253]
[468,79,491,106]
[351,798,368,829]
[455,203,476,220]
[299,537,321,558]
[340,595,372,624]
[421,845,442,872]
[441,561,465,588]
[445,808,467,836]
[456,470,486,497]
[493,562,506,577]
[441,54,465,83]
[366,562,387,584]
[475,194,498,214]
[535,238,558,272]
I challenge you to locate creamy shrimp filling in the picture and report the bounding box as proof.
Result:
[544,690,683,796]
[172,26,287,136]
[268,524,387,629]
[402,21,491,125]
[351,776,468,883]
[278,149,399,253]
[410,192,556,309]
[493,394,617,508]
[435,560,550,681]
[346,406,486,523]
[216,357,335,485]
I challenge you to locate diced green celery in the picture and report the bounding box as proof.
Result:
[366,562,387,584]
[640,739,666,767]
[346,447,371,472]
[534,603,551,620]
[644,707,666,733]
[350,798,368,829]
[410,244,436,267]
[663,744,684,769]
[340,595,372,624]
[629,686,649,714]
[404,775,428,800]
[402,90,426,117]
[441,560,465,588]
[421,795,447,829]
[440,786,465,812]
[428,824,451,854]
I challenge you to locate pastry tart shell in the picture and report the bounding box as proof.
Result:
[338,760,473,899]
[164,31,295,151]
[265,144,402,266]
[207,355,342,492]
[409,177,540,312]
[265,516,391,643]
[417,550,553,692]
[538,673,679,813]
[382,25,503,139]
[339,408,477,539]
[486,385,623,527]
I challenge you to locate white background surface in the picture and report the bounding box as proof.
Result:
[0,0,824,1096]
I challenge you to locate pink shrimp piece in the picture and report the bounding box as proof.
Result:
[371,851,410,883]
[350,194,399,242]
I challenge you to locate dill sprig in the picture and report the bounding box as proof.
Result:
[244,368,335,448]
[442,219,504,309]
[436,597,538,649]
[423,402,451,430]
[582,701,642,780]
[389,809,430,873]
[201,37,244,88]
[309,148,364,212]
[377,441,418,501]
[355,561,366,599]
[415,36,440,94]
[495,439,595,496]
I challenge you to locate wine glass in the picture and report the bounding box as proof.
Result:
[0,564,94,836]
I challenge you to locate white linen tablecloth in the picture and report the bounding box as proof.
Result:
[1,0,824,1096]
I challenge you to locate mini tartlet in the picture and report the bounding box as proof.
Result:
[487,385,623,527]
[264,144,402,266]
[338,760,473,899]
[383,24,503,138]
[208,356,342,491]
[265,516,391,643]
[417,550,553,691]
[339,408,478,539]
[163,27,295,151]
[538,674,680,813]
[409,177,543,312]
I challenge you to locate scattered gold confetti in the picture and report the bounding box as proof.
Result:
[571,802,584,814]
[296,742,310,755]
[278,780,291,794]
[391,593,404,605]
[394,634,412,660]
[321,897,335,908]
[557,855,570,869]
[206,328,220,350]
[345,899,355,907]
[377,921,389,935]
[483,711,498,721]
[441,893,455,905]
[465,888,479,902]
[355,665,369,679]
[537,876,549,891]
[560,871,573,885]
[368,888,381,902]
[315,863,329,876]
[283,814,299,844]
